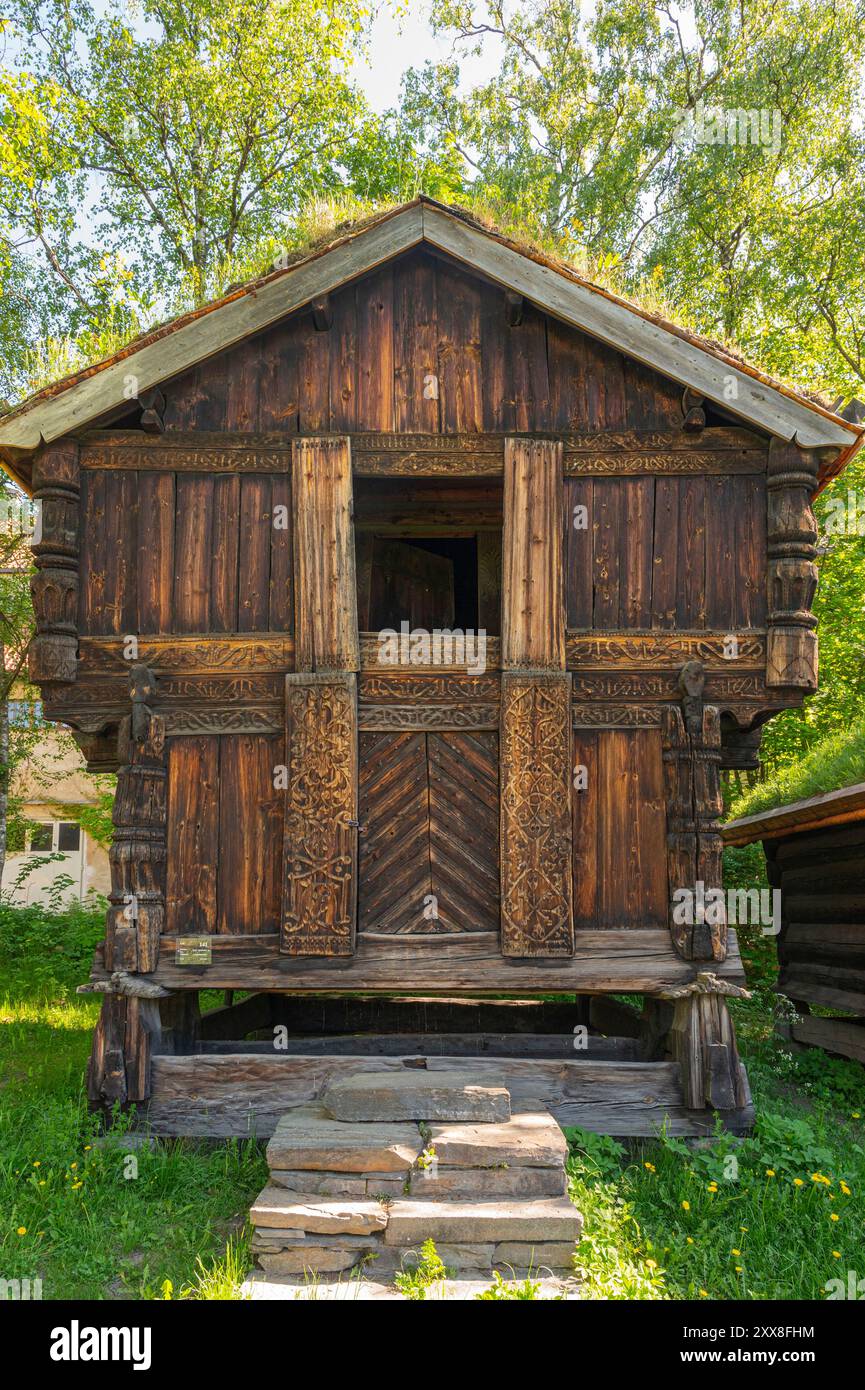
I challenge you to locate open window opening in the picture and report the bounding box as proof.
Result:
[354,477,502,636]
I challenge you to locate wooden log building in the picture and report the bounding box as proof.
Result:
[725,783,865,1065]
[2,198,861,1136]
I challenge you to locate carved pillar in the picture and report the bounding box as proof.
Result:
[106,665,167,975]
[661,662,726,962]
[766,440,819,689]
[30,440,80,685]
[663,973,751,1113]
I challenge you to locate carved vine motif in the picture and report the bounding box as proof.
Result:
[567,634,766,667]
[358,703,498,731]
[358,674,501,703]
[572,704,663,727]
[79,636,294,674]
[563,451,761,475]
[30,441,80,685]
[281,674,358,957]
[81,445,290,471]
[500,673,573,958]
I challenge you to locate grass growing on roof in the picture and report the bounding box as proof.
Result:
[728,719,865,822]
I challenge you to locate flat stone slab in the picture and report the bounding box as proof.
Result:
[322,1071,511,1123]
[383,1197,583,1246]
[258,1247,362,1275]
[270,1170,407,1198]
[427,1109,567,1168]
[408,1163,566,1201]
[250,1188,388,1234]
[266,1104,421,1173]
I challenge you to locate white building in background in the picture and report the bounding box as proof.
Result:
[1,703,111,907]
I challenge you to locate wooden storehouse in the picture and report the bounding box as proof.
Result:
[2,198,861,1136]
[725,784,865,1064]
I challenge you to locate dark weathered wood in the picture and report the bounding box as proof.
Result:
[281,673,358,956]
[766,440,819,688]
[30,440,80,683]
[198,1032,639,1059]
[165,735,219,934]
[790,1015,865,1062]
[661,699,726,962]
[218,734,283,933]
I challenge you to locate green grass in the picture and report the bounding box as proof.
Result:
[0,901,266,1300]
[567,1002,865,1300]
[1,902,864,1301]
[729,719,865,820]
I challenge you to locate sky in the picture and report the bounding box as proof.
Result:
[350,1,502,112]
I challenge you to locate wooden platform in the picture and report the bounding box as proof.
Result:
[142,1050,754,1139]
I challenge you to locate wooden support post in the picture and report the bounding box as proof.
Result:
[499,437,573,958]
[663,974,750,1112]
[106,665,167,975]
[766,440,819,689]
[30,440,80,685]
[662,663,726,962]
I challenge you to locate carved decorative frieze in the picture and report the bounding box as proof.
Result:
[500,672,573,958]
[78,635,295,675]
[572,704,663,727]
[359,674,501,703]
[566,633,766,669]
[281,673,358,958]
[358,703,498,731]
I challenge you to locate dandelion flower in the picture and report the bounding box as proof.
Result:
[16,1227,26,1236]
[793,1178,804,1187]
[644,1162,655,1172]
[686,1237,694,1245]
[32,1161,40,1168]
[71,1181,83,1191]
[852,1113,861,1120]
[765,1169,776,1177]
[732,1249,741,1257]
[832,1251,842,1259]
[682,1200,690,1211]
[735,1267,743,1273]
[830,1212,840,1222]
[70,1163,77,1171]
[84,1145,91,1152]
[699,1289,708,1298]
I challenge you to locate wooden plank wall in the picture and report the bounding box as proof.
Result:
[571,729,668,928]
[79,470,292,636]
[564,475,766,630]
[159,250,687,436]
[165,733,283,934]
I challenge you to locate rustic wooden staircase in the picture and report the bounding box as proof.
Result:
[245,1071,582,1296]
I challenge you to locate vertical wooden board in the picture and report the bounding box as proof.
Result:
[704,475,736,629]
[238,475,272,632]
[292,437,359,670]
[585,339,627,429]
[357,265,394,430]
[564,479,593,629]
[677,476,707,628]
[258,318,301,431]
[479,283,511,432]
[357,730,432,934]
[651,477,679,628]
[428,731,500,933]
[571,729,598,928]
[78,469,109,635]
[191,349,230,430]
[281,673,358,956]
[597,730,667,927]
[137,471,175,633]
[165,736,219,933]
[393,252,439,432]
[623,359,684,429]
[499,673,573,957]
[210,474,240,633]
[100,471,138,635]
[328,286,358,432]
[173,475,214,632]
[269,473,294,632]
[355,531,374,631]
[737,474,767,628]
[297,315,330,432]
[161,365,203,431]
[509,306,551,432]
[502,438,565,668]
[225,334,261,431]
[436,261,483,433]
[591,479,623,629]
[547,319,589,431]
[477,529,502,635]
[217,734,283,933]
[621,478,655,628]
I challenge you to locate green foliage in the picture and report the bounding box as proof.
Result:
[393,1237,452,1299]
[731,719,865,819]
[475,1268,544,1299]
[0,899,106,997]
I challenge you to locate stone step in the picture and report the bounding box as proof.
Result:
[408,1164,566,1200]
[250,1188,388,1235]
[266,1104,421,1173]
[269,1170,408,1199]
[383,1197,583,1246]
[427,1109,568,1168]
[322,1070,510,1123]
